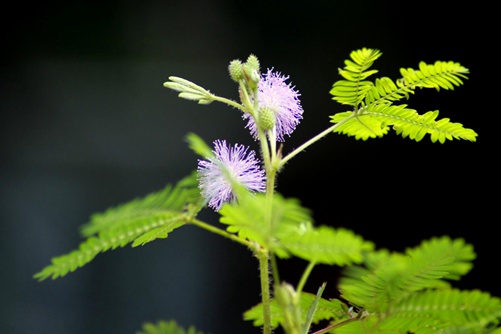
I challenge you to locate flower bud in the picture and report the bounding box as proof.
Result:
[274,283,299,308]
[243,63,260,90]
[228,59,244,82]
[258,107,276,131]
[245,54,260,73]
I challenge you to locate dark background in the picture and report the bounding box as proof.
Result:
[1,1,496,333]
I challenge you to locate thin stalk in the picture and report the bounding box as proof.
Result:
[244,81,275,334]
[278,117,353,169]
[190,219,253,248]
[258,248,272,334]
[311,314,360,334]
[210,95,247,112]
[296,261,316,295]
[270,252,281,285]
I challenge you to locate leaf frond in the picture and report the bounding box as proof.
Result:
[338,236,476,313]
[329,48,382,107]
[329,110,390,140]
[329,49,476,143]
[278,225,375,265]
[218,191,312,256]
[364,76,416,106]
[367,105,478,143]
[33,172,204,281]
[136,319,204,334]
[330,105,478,142]
[377,289,501,334]
[399,61,469,92]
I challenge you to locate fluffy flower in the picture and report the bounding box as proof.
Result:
[244,68,303,141]
[197,140,266,211]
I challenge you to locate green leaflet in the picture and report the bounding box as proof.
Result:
[136,319,204,334]
[329,290,501,334]
[278,225,375,265]
[184,132,214,159]
[218,190,312,257]
[219,188,373,265]
[330,105,478,142]
[329,48,477,143]
[33,171,204,281]
[244,291,349,329]
[338,236,476,313]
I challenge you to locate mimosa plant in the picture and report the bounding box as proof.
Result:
[35,48,501,334]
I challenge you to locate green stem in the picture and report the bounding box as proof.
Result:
[258,248,272,334]
[296,261,316,295]
[210,94,248,112]
[190,219,253,248]
[278,117,353,169]
[311,313,360,334]
[270,253,281,286]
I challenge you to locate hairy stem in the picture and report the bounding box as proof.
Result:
[258,248,272,334]
[279,116,353,169]
[210,94,247,112]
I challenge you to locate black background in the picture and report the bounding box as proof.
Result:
[1,1,497,333]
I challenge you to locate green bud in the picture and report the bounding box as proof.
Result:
[245,54,260,72]
[258,107,276,131]
[274,283,295,307]
[228,59,244,82]
[243,63,260,90]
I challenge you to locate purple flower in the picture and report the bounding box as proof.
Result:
[244,68,303,142]
[197,140,266,211]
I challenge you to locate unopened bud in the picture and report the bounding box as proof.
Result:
[274,283,298,307]
[243,63,260,90]
[258,107,276,131]
[245,54,260,73]
[228,59,244,82]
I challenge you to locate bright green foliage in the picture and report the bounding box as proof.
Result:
[339,236,475,312]
[331,289,501,334]
[33,172,204,280]
[219,189,312,257]
[244,290,349,329]
[219,187,373,264]
[330,48,382,107]
[185,132,214,159]
[246,237,501,333]
[278,225,374,265]
[329,48,477,142]
[136,320,203,334]
[33,49,490,334]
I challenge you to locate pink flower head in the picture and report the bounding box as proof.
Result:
[197,140,266,211]
[244,68,303,141]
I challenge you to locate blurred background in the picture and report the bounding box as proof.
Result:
[1,1,496,333]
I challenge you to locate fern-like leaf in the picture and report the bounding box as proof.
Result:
[338,236,476,313]
[329,110,390,140]
[330,49,477,143]
[136,319,204,334]
[218,190,312,256]
[33,171,204,281]
[329,48,382,107]
[365,76,416,105]
[330,104,478,142]
[377,289,501,333]
[392,109,478,143]
[399,61,469,91]
[278,225,375,265]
